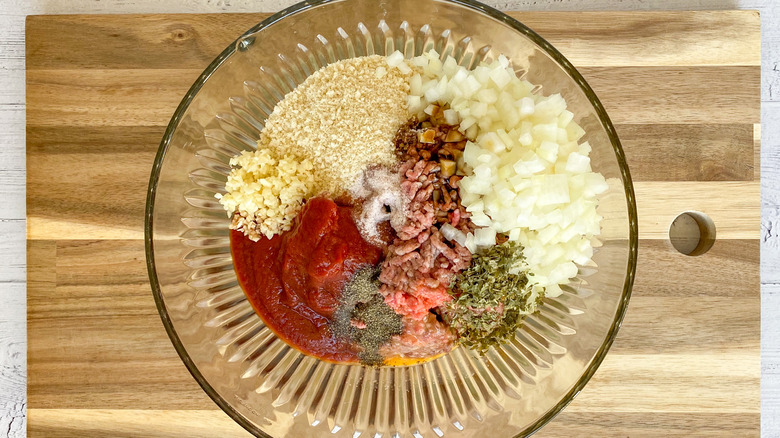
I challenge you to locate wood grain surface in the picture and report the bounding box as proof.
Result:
[26,11,760,437]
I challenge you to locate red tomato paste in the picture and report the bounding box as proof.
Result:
[230,197,383,362]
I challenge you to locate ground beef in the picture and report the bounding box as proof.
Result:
[380,169,472,321]
[378,111,476,321]
[396,159,437,240]
[379,228,471,319]
[379,314,456,359]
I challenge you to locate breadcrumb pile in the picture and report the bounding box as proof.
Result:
[258,55,412,195]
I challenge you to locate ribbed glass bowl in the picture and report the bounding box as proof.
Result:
[145,0,638,436]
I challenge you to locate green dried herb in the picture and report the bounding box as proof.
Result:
[444,241,542,353]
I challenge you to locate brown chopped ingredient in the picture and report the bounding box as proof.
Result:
[428,104,448,126]
[444,130,465,143]
[440,159,456,178]
[393,117,421,152]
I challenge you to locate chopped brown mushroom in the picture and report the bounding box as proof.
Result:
[440,159,457,178]
[419,129,437,144]
[444,130,465,142]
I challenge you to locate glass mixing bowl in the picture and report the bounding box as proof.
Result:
[145,0,638,436]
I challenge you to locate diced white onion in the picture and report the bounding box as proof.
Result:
[386,50,404,67]
[565,152,591,174]
[474,227,497,247]
[398,51,605,295]
[464,232,477,253]
[440,223,467,245]
[443,109,459,125]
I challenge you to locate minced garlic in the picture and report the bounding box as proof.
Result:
[216,147,315,241]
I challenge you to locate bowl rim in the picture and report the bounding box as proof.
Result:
[144,0,639,436]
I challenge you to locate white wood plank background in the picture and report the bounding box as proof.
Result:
[2,0,778,437]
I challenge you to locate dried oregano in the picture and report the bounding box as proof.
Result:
[444,241,543,353]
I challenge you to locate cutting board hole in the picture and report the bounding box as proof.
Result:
[669,211,716,256]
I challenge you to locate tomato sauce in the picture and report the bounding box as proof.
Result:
[230,197,383,362]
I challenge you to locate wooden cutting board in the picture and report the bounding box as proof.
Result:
[26,11,761,437]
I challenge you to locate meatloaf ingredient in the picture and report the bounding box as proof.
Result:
[392,107,474,234]
[217,148,315,241]
[258,55,412,196]
[332,266,403,366]
[378,112,474,320]
[444,241,539,353]
[405,49,607,297]
[230,197,382,362]
[380,227,471,319]
[351,166,408,246]
[379,314,456,360]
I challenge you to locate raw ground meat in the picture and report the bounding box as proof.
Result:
[379,157,472,319]
[376,111,479,321]
[379,314,456,359]
[379,228,470,319]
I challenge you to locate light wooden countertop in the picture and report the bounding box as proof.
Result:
[22,9,763,437]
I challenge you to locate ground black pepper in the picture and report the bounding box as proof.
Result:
[332,266,403,365]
